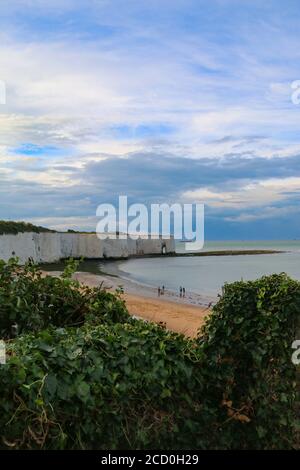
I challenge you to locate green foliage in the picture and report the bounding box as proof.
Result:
[0,221,55,235]
[0,323,202,449]
[0,258,130,339]
[199,273,300,449]
[0,262,298,450]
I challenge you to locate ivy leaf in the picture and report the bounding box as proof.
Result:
[77,382,90,403]
[45,374,58,398]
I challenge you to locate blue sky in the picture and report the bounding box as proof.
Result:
[1,0,300,239]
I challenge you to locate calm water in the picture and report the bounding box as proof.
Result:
[103,241,300,297]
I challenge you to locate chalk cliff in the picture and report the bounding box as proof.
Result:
[0,232,175,264]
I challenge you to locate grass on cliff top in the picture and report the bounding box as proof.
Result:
[0,221,55,235]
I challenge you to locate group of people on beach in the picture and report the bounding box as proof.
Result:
[157,285,186,298]
[157,285,165,297]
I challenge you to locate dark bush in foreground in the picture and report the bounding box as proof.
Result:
[0,259,130,339]
[199,274,300,449]
[0,260,299,449]
[0,323,203,449]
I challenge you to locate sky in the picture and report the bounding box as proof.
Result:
[1,0,300,239]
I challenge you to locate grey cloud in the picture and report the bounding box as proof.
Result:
[2,151,300,224]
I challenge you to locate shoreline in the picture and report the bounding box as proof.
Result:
[92,263,217,308]
[41,248,289,337]
[44,270,213,337]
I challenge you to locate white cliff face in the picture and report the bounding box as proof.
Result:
[0,233,175,264]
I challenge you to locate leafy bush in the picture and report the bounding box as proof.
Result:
[199,273,300,449]
[0,261,298,450]
[0,323,203,449]
[0,258,130,339]
[0,221,55,235]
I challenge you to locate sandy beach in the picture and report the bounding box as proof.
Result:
[123,293,210,337]
[45,270,213,338]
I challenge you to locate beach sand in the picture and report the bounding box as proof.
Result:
[44,271,213,338]
[123,293,210,337]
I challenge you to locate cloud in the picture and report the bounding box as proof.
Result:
[183,177,300,209]
[225,205,300,223]
[2,149,300,227]
[1,1,300,238]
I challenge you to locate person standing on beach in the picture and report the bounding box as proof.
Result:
[158,286,161,297]
[162,285,165,295]
[179,286,182,297]
[183,287,186,298]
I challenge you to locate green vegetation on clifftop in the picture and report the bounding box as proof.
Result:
[0,221,55,235]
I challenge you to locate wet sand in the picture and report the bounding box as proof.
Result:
[44,271,213,338]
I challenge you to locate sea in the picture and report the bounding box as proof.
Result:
[101,240,300,297]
